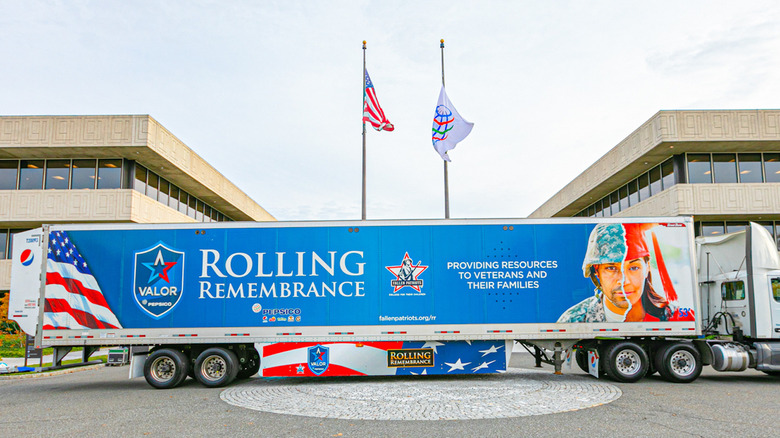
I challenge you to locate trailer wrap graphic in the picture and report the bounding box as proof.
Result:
[45,221,696,329]
[262,340,506,377]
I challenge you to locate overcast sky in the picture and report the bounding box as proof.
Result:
[3,1,780,221]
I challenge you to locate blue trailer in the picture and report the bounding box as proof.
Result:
[9,218,721,388]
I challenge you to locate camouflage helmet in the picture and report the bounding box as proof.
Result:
[582,223,652,278]
[582,223,627,278]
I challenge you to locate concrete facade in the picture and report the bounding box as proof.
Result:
[530,110,780,224]
[0,115,274,290]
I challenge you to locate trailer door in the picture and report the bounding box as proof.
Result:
[8,229,44,337]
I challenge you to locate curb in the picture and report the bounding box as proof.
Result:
[0,364,104,380]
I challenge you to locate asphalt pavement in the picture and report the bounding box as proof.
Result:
[0,352,777,437]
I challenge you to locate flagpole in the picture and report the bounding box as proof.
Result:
[362,40,367,220]
[440,39,449,219]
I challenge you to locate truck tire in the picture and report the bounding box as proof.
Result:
[575,348,589,374]
[144,349,189,389]
[194,347,239,388]
[603,341,648,383]
[654,342,702,383]
[237,349,261,379]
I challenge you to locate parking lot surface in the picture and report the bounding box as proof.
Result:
[0,353,777,437]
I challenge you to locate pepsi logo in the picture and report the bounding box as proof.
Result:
[20,249,34,266]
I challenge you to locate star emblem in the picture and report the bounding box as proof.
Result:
[296,364,305,374]
[471,360,495,372]
[421,341,445,354]
[444,358,471,372]
[142,250,177,285]
[385,252,428,292]
[479,344,503,357]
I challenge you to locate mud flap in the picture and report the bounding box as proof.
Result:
[129,353,146,379]
[587,349,600,378]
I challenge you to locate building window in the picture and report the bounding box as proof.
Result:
[134,164,147,194]
[0,161,18,190]
[159,178,170,206]
[0,229,7,259]
[19,160,44,190]
[712,153,738,183]
[619,185,629,211]
[700,222,725,237]
[188,195,197,219]
[687,154,712,184]
[609,191,619,215]
[72,159,97,189]
[146,172,159,201]
[661,159,675,189]
[738,153,763,183]
[627,179,638,206]
[6,229,25,260]
[764,153,780,183]
[45,160,71,190]
[179,190,189,216]
[97,159,122,189]
[169,184,179,210]
[637,174,649,202]
[649,165,662,195]
[726,222,748,234]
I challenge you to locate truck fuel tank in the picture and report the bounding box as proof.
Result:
[710,343,750,372]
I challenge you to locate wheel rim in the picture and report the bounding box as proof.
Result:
[615,349,642,376]
[200,354,227,382]
[150,356,176,383]
[669,350,696,377]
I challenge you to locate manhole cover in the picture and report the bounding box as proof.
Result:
[220,369,621,420]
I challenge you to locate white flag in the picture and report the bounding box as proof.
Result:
[431,86,473,162]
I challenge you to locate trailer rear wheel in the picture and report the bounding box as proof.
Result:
[144,349,189,389]
[603,341,648,383]
[237,349,261,379]
[194,347,239,387]
[655,343,702,383]
[575,348,589,374]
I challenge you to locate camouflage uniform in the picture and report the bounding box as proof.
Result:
[556,293,606,323]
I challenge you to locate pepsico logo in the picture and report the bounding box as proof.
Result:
[20,249,34,266]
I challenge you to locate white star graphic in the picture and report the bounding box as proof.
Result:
[444,358,471,372]
[421,341,445,354]
[471,360,495,372]
[479,344,503,357]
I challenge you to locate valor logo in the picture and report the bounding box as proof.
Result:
[385,252,428,293]
[133,242,185,319]
[307,344,330,375]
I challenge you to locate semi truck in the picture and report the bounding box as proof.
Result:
[6,217,780,389]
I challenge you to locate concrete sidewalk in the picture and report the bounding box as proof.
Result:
[1,347,112,371]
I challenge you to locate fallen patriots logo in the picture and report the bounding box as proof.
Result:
[308,344,330,375]
[386,252,428,292]
[133,242,184,319]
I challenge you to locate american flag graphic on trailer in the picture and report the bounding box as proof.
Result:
[363,69,394,132]
[44,231,122,330]
[261,340,507,377]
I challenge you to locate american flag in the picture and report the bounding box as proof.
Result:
[363,69,394,132]
[44,231,122,330]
